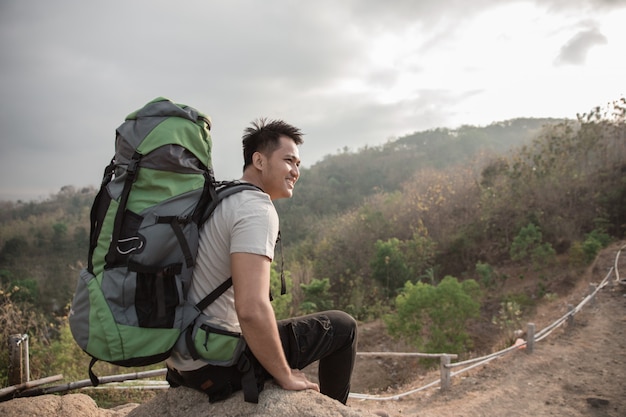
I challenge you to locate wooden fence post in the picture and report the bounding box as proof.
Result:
[526,323,535,354]
[588,283,597,306]
[440,354,451,391]
[23,334,30,382]
[8,334,24,386]
[567,304,575,331]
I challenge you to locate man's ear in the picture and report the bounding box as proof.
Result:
[252,151,265,170]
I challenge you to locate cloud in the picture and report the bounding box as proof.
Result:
[555,26,608,65]
[0,0,625,201]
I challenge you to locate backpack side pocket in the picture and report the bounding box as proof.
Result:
[186,315,247,367]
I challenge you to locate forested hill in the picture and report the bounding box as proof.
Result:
[276,117,563,244]
[0,117,561,310]
[2,104,625,386]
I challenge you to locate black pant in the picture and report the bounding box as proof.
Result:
[167,310,357,404]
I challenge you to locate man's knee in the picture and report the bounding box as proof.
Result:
[325,310,357,337]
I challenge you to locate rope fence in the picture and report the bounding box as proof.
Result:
[349,243,624,401]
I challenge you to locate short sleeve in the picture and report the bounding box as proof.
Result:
[230,192,279,260]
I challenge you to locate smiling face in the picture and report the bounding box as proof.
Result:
[255,135,301,200]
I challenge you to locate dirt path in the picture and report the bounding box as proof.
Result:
[348,242,626,417]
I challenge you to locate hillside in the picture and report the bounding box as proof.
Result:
[0,116,569,315]
[276,117,561,244]
[0,242,623,416]
[1,105,624,399]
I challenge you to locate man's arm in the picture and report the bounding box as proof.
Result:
[231,252,319,392]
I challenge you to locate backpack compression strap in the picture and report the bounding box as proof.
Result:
[105,152,142,266]
[87,159,115,274]
[156,215,195,268]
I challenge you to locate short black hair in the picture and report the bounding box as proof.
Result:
[242,118,304,171]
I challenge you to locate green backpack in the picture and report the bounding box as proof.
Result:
[68,97,259,398]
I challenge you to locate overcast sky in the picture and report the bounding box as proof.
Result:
[1,0,624,202]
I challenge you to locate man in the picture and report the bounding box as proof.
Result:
[166,119,358,405]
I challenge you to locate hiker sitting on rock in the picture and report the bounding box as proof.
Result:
[166,118,358,405]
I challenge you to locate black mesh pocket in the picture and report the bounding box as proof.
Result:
[134,263,182,328]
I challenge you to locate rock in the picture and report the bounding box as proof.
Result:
[0,384,379,417]
[128,383,380,417]
[586,397,610,408]
[0,393,138,417]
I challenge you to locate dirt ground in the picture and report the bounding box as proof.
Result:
[345,241,626,417]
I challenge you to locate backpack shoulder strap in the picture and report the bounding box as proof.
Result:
[194,181,264,311]
[199,181,263,226]
[195,277,232,311]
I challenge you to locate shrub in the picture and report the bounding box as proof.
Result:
[492,300,522,346]
[568,241,586,266]
[475,261,495,287]
[570,228,612,265]
[371,238,412,296]
[510,223,555,268]
[299,278,334,314]
[582,229,611,263]
[385,276,481,354]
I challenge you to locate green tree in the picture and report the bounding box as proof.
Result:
[509,223,555,268]
[475,261,495,288]
[370,238,412,296]
[582,229,611,263]
[404,229,437,281]
[385,276,481,354]
[0,237,28,263]
[299,278,334,314]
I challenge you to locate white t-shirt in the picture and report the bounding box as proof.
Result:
[167,186,279,371]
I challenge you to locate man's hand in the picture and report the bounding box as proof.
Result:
[276,369,320,393]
